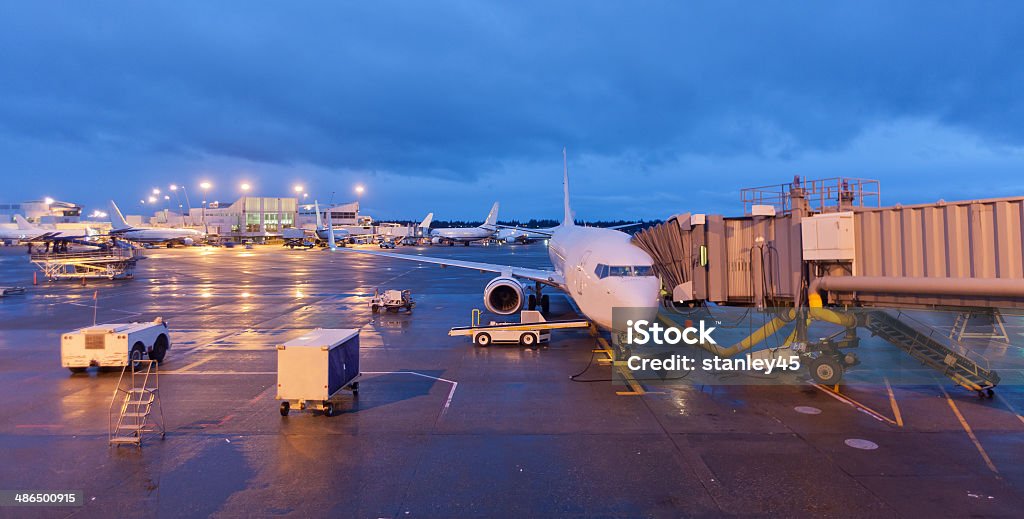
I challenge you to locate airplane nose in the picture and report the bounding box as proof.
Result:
[614,280,661,321]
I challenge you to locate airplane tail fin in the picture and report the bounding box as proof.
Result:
[419,212,434,229]
[562,147,574,226]
[109,201,131,230]
[327,208,337,250]
[14,215,33,230]
[314,201,323,230]
[484,202,499,228]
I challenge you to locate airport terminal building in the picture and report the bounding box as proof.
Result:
[187,196,298,241]
[0,199,82,224]
[180,197,383,242]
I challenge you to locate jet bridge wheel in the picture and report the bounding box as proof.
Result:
[809,355,844,385]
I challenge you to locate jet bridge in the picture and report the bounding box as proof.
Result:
[634,177,1023,393]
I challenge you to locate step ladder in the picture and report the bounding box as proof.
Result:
[949,309,1010,344]
[108,359,165,447]
[864,310,1000,393]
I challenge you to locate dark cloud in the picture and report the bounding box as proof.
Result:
[0,1,1022,218]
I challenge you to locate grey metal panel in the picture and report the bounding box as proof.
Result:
[900,208,924,278]
[946,204,970,278]
[880,209,902,277]
[969,203,996,278]
[706,215,728,302]
[922,206,947,278]
[994,200,1022,278]
[725,218,753,301]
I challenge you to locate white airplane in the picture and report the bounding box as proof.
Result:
[109,201,203,246]
[430,202,499,245]
[0,215,96,242]
[328,151,661,330]
[313,201,353,243]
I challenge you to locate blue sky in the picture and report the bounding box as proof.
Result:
[1,2,1023,221]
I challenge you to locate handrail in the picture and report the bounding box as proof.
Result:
[892,311,992,372]
[31,249,142,262]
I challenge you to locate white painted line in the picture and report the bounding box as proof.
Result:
[360,370,458,416]
[810,383,896,425]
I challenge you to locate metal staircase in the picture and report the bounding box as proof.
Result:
[108,359,166,446]
[863,310,1000,394]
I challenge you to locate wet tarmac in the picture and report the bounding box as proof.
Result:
[1,243,1023,518]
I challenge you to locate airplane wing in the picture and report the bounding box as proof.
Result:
[333,248,566,288]
[494,224,555,238]
[606,222,643,231]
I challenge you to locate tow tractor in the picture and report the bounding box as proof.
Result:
[370,289,415,313]
[449,309,590,348]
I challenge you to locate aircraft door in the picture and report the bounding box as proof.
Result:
[575,250,592,295]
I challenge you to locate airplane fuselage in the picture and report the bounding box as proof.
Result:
[548,225,661,330]
[431,226,496,243]
[112,228,202,244]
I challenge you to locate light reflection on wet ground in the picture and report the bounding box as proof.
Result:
[0,244,1022,517]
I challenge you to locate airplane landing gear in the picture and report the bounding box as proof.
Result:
[530,282,551,315]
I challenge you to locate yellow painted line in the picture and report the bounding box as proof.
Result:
[994,393,1024,427]
[940,386,999,475]
[811,383,898,426]
[595,335,644,395]
[884,378,904,427]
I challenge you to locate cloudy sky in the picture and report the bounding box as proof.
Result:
[1,2,1023,221]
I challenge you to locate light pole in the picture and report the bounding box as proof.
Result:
[354,185,365,221]
[200,181,211,227]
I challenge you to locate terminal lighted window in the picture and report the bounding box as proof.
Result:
[593,264,655,279]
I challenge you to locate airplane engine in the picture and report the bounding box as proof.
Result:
[431,236,443,245]
[182,238,195,246]
[483,277,525,315]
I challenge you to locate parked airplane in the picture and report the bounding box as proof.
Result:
[430,202,499,245]
[328,151,660,330]
[313,201,352,243]
[0,215,96,243]
[109,201,203,246]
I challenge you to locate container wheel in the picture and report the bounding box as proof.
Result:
[279,401,290,416]
[323,403,335,417]
[475,333,491,347]
[520,333,537,347]
[68,367,86,374]
[809,356,844,385]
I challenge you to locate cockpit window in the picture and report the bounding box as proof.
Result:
[594,263,655,279]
